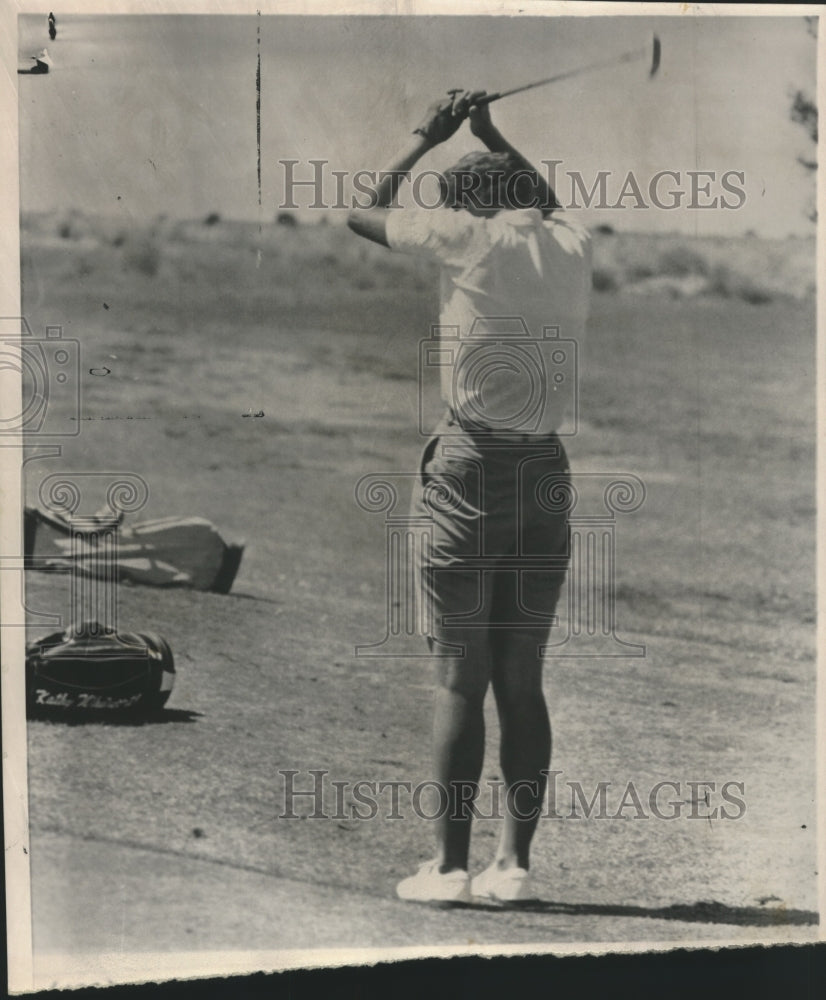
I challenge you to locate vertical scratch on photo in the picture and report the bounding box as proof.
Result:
[256,11,262,268]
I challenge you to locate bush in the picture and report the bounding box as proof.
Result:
[706,263,773,305]
[122,236,161,277]
[659,245,709,278]
[56,212,84,240]
[739,286,774,305]
[592,267,619,292]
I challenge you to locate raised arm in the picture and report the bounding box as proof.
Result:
[347,92,473,247]
[467,96,559,214]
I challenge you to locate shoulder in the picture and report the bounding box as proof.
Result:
[385,207,484,258]
[489,208,591,255]
[541,212,592,258]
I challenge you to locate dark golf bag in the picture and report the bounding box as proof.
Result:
[26,623,176,717]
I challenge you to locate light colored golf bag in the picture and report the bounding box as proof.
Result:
[25,507,245,593]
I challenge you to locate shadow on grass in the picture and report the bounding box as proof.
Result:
[226,591,282,605]
[28,707,203,726]
[462,898,818,927]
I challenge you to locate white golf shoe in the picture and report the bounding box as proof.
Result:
[396,860,471,904]
[471,863,535,903]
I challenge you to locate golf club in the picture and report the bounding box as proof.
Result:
[476,32,661,106]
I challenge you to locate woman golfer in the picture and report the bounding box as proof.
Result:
[349,91,591,904]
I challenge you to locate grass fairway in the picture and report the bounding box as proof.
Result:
[21,217,817,976]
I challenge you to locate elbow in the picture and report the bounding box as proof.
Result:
[347,207,375,240]
[347,206,374,234]
[347,197,379,232]
[346,207,389,248]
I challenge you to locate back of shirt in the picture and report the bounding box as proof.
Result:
[386,207,592,434]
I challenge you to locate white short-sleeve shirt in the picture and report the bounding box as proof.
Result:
[386,207,592,435]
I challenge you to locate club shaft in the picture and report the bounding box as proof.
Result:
[479,42,651,105]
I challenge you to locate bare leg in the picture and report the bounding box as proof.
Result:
[490,627,551,870]
[430,634,491,872]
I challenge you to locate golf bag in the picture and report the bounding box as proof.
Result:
[24,507,245,593]
[26,623,175,717]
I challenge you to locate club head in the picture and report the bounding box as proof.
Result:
[650,34,661,77]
